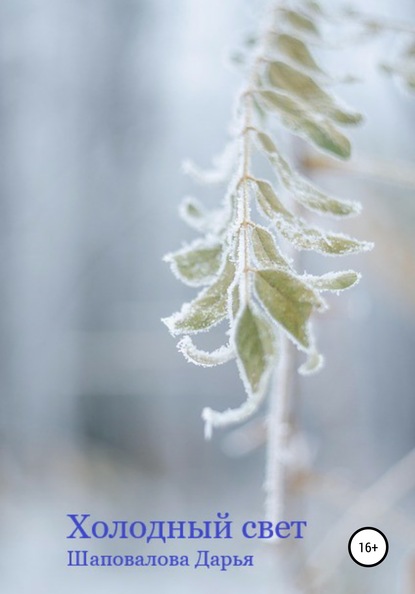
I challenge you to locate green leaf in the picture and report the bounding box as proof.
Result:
[275,216,373,256]
[255,269,323,349]
[256,130,278,154]
[265,61,362,125]
[288,178,360,217]
[273,34,322,73]
[258,91,352,159]
[163,259,235,336]
[231,283,240,318]
[179,197,205,229]
[251,172,371,255]
[304,0,323,15]
[291,116,351,159]
[165,240,223,286]
[255,131,361,216]
[251,225,290,269]
[259,89,304,119]
[253,178,291,218]
[280,8,320,37]
[305,270,360,291]
[235,304,275,394]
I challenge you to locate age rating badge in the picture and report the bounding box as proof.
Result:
[348,527,389,567]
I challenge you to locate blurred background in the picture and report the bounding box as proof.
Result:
[0,0,414,592]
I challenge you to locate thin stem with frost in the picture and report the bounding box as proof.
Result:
[265,334,295,523]
[202,7,284,436]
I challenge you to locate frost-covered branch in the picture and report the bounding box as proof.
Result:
[163,0,372,442]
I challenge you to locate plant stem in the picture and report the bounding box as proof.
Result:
[264,333,295,524]
[241,94,253,304]
[264,134,306,525]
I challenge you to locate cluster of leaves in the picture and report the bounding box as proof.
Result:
[163,0,373,437]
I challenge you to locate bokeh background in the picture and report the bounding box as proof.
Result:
[0,0,414,592]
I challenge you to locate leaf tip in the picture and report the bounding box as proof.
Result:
[161,314,179,336]
[299,351,324,375]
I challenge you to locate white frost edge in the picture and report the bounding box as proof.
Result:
[202,392,268,441]
[178,196,225,235]
[163,236,223,288]
[251,223,293,271]
[202,303,277,440]
[273,213,375,256]
[177,336,235,367]
[303,270,362,293]
[253,275,323,355]
[182,142,237,185]
[162,259,232,337]
[298,349,325,375]
[254,130,363,219]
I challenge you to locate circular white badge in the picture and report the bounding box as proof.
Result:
[348,527,389,567]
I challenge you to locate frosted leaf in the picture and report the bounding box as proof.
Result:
[285,167,360,217]
[280,8,320,38]
[270,33,323,73]
[252,176,370,256]
[304,0,323,16]
[235,304,276,396]
[256,130,278,154]
[162,259,235,336]
[231,283,241,319]
[178,197,224,233]
[283,113,351,159]
[255,268,324,350]
[305,270,361,291]
[298,349,324,375]
[255,131,361,217]
[164,239,223,287]
[202,393,266,440]
[265,61,362,125]
[179,196,204,228]
[182,142,237,184]
[258,91,352,159]
[259,89,304,120]
[253,178,291,219]
[252,225,290,269]
[251,173,370,255]
[177,336,235,367]
[274,215,374,255]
